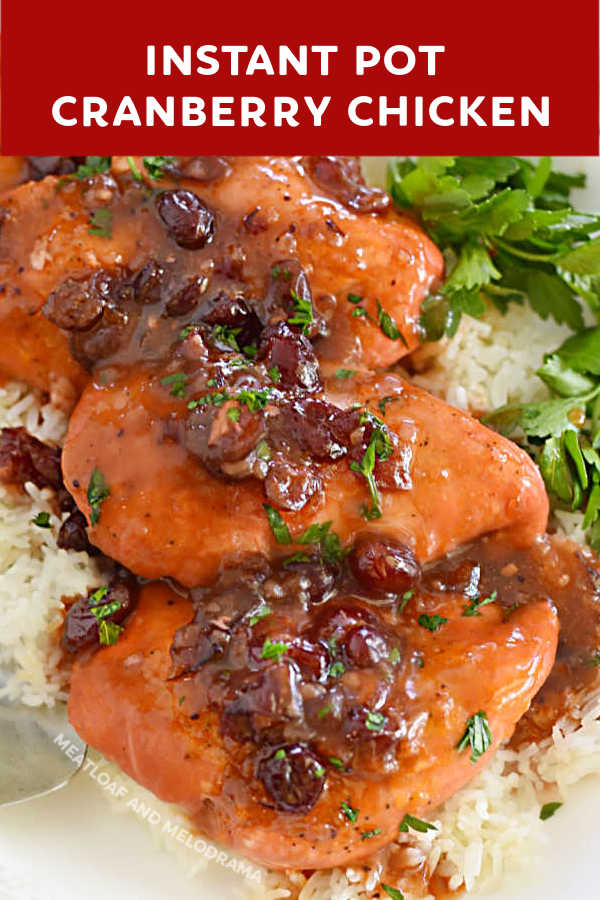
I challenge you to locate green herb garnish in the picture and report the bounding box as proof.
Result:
[335,368,356,379]
[457,711,493,762]
[74,156,111,179]
[32,511,51,528]
[143,156,176,179]
[399,814,438,834]
[87,467,110,526]
[260,637,289,661]
[288,288,314,334]
[88,208,113,238]
[381,885,405,900]
[340,801,359,823]
[540,801,563,820]
[361,828,382,840]
[418,613,448,632]
[160,372,188,398]
[263,504,292,544]
[462,589,498,617]
[388,157,600,340]
[365,711,386,732]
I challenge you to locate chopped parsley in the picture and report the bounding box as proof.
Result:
[143,156,176,179]
[248,604,272,627]
[328,756,345,771]
[263,504,292,544]
[274,748,286,761]
[399,814,438,834]
[457,711,493,763]
[381,885,405,900]
[295,520,347,566]
[236,388,272,412]
[126,156,143,180]
[365,711,386,732]
[212,324,241,350]
[226,407,241,423]
[347,293,363,305]
[31,511,51,528]
[335,368,356,380]
[272,264,292,281]
[328,661,345,679]
[388,647,401,664]
[87,467,110,526]
[377,301,407,346]
[260,637,289,661]
[268,365,281,383]
[540,801,563,820]
[88,207,113,238]
[74,156,111,179]
[288,288,314,334]
[398,590,414,614]
[255,439,272,461]
[340,801,359,823]
[160,372,188,398]
[350,423,393,520]
[462,589,498,617]
[378,396,396,417]
[312,764,325,778]
[361,828,382,840]
[89,586,123,646]
[318,704,332,718]
[178,324,197,341]
[418,613,448,632]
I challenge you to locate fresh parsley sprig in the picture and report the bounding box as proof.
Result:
[483,326,600,549]
[388,157,600,340]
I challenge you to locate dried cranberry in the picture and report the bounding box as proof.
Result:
[343,625,389,668]
[57,510,98,554]
[258,743,325,812]
[264,461,321,512]
[183,404,265,474]
[62,577,136,653]
[27,157,85,180]
[201,292,263,349]
[271,400,359,461]
[350,534,421,594]
[176,157,232,182]
[0,427,72,510]
[165,277,207,317]
[156,189,215,250]
[43,278,105,332]
[70,306,129,370]
[307,157,390,214]
[133,261,166,304]
[259,322,320,392]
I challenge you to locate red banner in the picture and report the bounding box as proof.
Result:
[1,0,598,154]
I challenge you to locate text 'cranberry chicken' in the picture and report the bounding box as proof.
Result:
[0,155,599,897]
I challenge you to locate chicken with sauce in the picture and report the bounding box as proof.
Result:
[0,155,597,886]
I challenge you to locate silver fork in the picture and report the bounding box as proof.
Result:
[0,682,86,807]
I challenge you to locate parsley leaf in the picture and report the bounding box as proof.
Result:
[457,711,493,762]
[87,467,110,526]
[335,368,356,379]
[388,157,600,338]
[74,156,111,179]
[263,504,292,544]
[340,801,359,823]
[260,637,289,661]
[143,156,176,179]
[399,814,438,834]
[381,886,405,900]
[540,801,563,821]
[88,208,113,238]
[288,288,314,334]
[462,590,497,617]
[418,613,448,632]
[31,511,51,528]
[160,372,188,398]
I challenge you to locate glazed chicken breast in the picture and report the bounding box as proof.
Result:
[0,155,442,407]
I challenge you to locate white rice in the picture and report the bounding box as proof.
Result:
[0,301,598,897]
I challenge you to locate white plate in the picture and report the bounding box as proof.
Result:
[1,156,599,900]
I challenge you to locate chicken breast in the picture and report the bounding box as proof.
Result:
[0,157,442,399]
[62,368,548,587]
[68,534,558,870]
